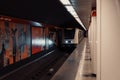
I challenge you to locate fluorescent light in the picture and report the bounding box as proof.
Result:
[60,0,71,5]
[75,18,86,30]
[66,6,87,30]
[65,6,78,17]
[60,0,87,30]
[71,11,78,17]
[65,6,75,12]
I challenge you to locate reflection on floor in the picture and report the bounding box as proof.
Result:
[51,38,96,80]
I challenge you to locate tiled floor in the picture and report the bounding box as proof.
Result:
[51,38,96,80]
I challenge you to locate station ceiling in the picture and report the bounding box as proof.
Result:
[0,0,96,31]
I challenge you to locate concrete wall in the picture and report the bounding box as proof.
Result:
[88,14,97,74]
[97,0,120,80]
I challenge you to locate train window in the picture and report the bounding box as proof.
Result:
[64,28,75,39]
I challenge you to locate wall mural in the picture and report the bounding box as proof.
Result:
[32,27,44,54]
[0,21,31,68]
[0,20,56,69]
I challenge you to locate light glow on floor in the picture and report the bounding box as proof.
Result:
[75,41,86,80]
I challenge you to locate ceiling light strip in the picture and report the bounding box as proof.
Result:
[60,0,71,5]
[60,0,86,30]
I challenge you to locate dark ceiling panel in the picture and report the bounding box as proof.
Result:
[0,0,85,30]
[92,0,96,9]
[70,0,92,29]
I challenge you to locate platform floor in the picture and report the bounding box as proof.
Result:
[51,38,96,80]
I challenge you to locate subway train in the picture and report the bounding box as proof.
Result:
[0,15,84,69]
[61,28,84,48]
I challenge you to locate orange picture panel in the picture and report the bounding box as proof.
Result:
[0,21,31,67]
[32,27,43,54]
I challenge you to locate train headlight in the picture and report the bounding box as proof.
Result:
[65,40,69,43]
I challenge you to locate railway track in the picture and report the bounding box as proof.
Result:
[0,47,75,80]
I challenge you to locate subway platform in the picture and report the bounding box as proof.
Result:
[51,38,96,80]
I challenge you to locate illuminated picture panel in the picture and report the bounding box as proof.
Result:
[0,20,31,67]
[32,27,44,54]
